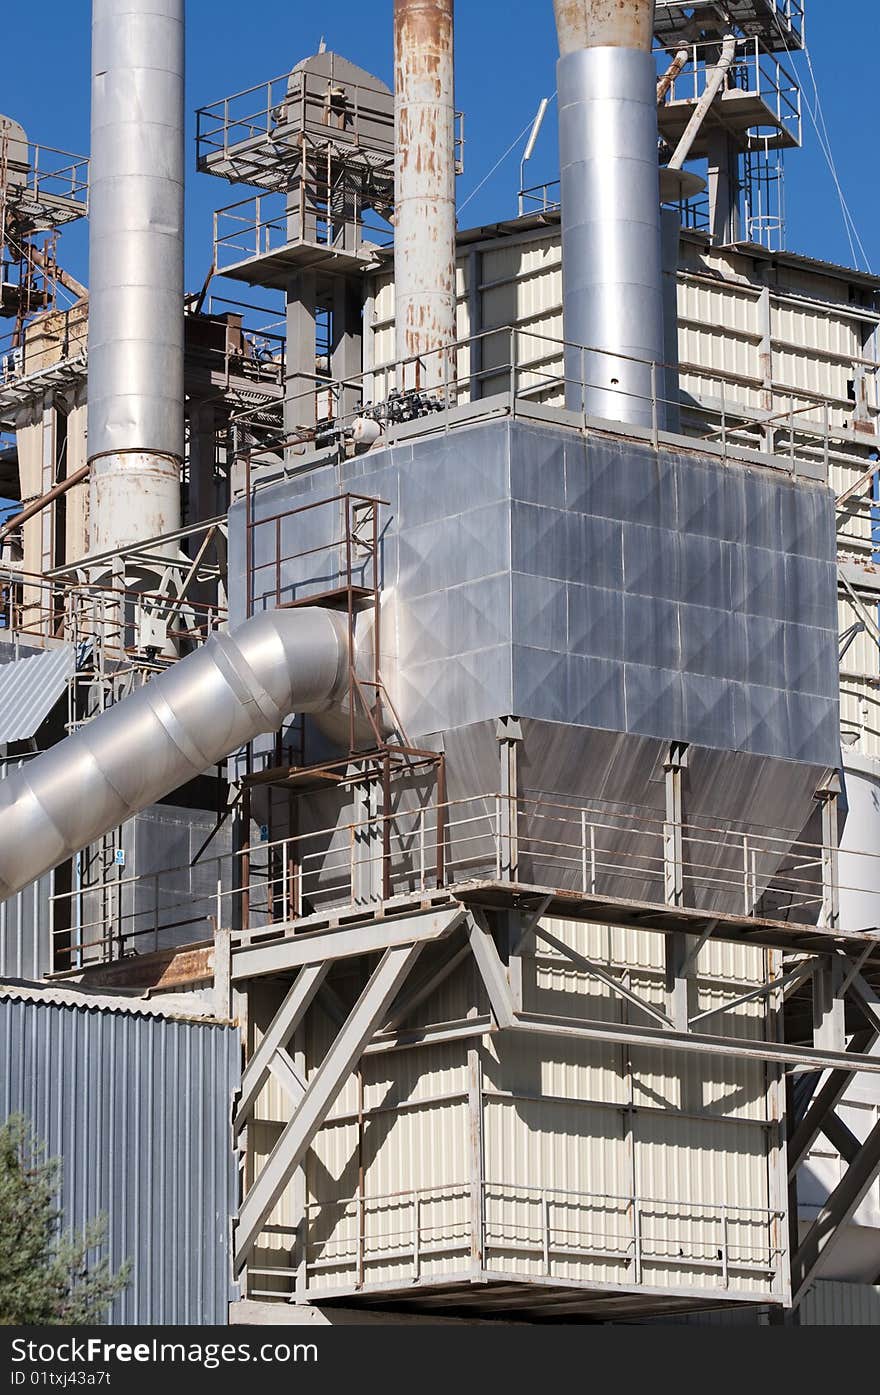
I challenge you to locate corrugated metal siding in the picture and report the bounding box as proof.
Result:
[0,875,52,980]
[0,991,240,1324]
[368,228,879,436]
[249,919,785,1303]
[801,1279,880,1325]
[0,643,73,743]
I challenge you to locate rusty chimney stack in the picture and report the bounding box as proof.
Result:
[393,0,457,392]
[553,0,655,53]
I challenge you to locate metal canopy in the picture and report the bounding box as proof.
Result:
[653,0,805,51]
[0,643,73,744]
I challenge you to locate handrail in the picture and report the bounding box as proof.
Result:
[49,785,880,968]
[244,1177,785,1298]
[226,322,865,487]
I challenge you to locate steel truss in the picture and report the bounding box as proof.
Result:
[228,885,880,1314]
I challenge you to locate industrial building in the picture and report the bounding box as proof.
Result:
[1,0,880,1325]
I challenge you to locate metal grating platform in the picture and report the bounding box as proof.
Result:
[654,0,805,51]
[658,88,802,155]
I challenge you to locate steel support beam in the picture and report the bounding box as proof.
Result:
[514,1012,880,1075]
[267,1048,307,1109]
[496,718,521,882]
[534,924,674,1029]
[818,778,841,932]
[787,1029,877,1175]
[234,941,424,1271]
[235,963,329,1131]
[845,971,880,1035]
[469,911,515,1028]
[820,1111,863,1167]
[813,958,846,1054]
[382,943,470,1033]
[663,741,688,909]
[231,908,465,980]
[791,1114,880,1304]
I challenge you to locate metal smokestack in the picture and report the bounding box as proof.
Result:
[393,0,457,392]
[87,0,184,554]
[554,0,666,428]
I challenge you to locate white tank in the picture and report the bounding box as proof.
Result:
[839,756,880,932]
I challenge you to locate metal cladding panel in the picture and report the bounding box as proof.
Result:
[0,761,52,980]
[800,1280,880,1326]
[0,991,240,1324]
[0,645,73,743]
[236,418,839,771]
[633,1114,774,1295]
[481,1092,631,1286]
[0,879,52,981]
[556,46,665,426]
[88,0,185,463]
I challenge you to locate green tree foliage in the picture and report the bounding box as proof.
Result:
[0,1114,130,1325]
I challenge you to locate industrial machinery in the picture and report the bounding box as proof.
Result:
[2,0,880,1327]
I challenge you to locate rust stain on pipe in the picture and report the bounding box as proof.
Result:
[657,43,689,103]
[553,0,655,54]
[394,0,457,388]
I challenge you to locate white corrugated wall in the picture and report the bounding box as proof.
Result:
[247,921,786,1305]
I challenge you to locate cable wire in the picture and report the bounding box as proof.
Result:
[770,9,872,272]
[458,94,557,218]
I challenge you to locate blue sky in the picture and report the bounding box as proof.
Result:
[2,1,877,296]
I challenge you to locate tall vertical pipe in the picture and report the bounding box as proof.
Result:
[554,0,666,428]
[393,0,457,392]
[87,0,184,554]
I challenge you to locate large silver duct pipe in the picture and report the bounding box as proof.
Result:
[393,0,457,392]
[87,0,185,554]
[554,0,666,428]
[0,609,349,901]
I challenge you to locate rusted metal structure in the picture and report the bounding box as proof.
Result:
[393,0,457,391]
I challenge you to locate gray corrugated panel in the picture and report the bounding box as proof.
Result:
[0,644,73,743]
[0,879,51,981]
[0,991,241,1325]
[800,1280,880,1326]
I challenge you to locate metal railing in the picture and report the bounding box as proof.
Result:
[0,306,88,390]
[49,784,878,968]
[1,138,90,224]
[518,180,560,216]
[245,1179,784,1299]
[0,564,226,657]
[657,36,802,148]
[196,69,396,181]
[654,0,804,39]
[229,322,866,487]
[197,68,463,185]
[213,188,394,271]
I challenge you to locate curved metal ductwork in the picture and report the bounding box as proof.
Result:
[554,0,666,428]
[87,0,185,554]
[0,609,350,901]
